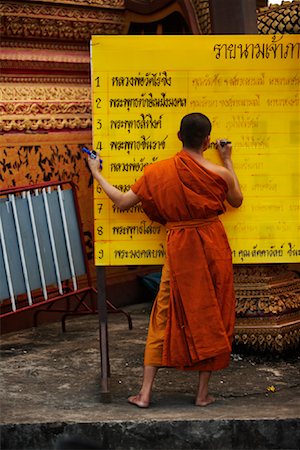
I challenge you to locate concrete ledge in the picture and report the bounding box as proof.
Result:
[1,309,300,450]
[1,419,300,450]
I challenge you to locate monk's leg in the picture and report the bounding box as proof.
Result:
[128,259,170,408]
[195,371,215,406]
[128,365,158,408]
[144,258,170,366]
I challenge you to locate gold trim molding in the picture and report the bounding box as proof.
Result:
[1,86,91,101]
[1,40,88,52]
[1,16,125,42]
[0,76,90,85]
[1,1,124,17]
[0,85,92,131]
[233,264,300,352]
[23,0,125,8]
[233,264,296,283]
[235,316,300,353]
[1,103,91,116]
[0,2,125,44]
[0,117,92,132]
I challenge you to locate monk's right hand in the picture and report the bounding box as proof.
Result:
[87,152,102,174]
[216,139,232,162]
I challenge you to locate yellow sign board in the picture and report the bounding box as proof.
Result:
[91,35,300,265]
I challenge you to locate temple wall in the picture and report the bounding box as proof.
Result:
[0,1,158,333]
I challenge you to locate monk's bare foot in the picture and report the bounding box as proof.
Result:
[195,395,215,407]
[128,394,149,408]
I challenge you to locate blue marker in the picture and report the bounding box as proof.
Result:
[81,147,102,169]
[82,146,97,159]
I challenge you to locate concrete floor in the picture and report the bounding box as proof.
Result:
[1,303,300,450]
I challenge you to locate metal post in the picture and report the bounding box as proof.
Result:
[209,0,258,34]
[96,266,111,403]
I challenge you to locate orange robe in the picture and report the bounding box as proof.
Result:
[131,150,236,371]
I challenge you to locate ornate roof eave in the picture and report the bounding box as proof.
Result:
[19,0,125,10]
[126,0,176,14]
[125,0,201,34]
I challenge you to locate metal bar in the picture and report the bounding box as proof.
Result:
[27,191,48,300]
[0,212,16,311]
[96,266,111,402]
[57,185,77,291]
[42,188,63,295]
[10,194,33,306]
[0,180,74,197]
[1,287,95,319]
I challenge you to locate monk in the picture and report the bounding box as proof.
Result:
[87,112,243,408]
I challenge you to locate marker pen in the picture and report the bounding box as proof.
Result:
[81,147,103,169]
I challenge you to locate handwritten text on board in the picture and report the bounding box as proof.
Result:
[91,35,300,265]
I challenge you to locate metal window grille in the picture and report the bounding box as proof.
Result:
[0,181,131,331]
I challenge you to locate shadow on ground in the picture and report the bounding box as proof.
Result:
[1,303,300,449]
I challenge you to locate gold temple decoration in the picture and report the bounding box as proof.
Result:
[191,0,211,34]
[0,85,92,132]
[0,0,125,132]
[234,265,300,353]
[257,1,300,34]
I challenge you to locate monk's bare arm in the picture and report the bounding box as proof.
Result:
[88,155,140,210]
[216,141,243,208]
